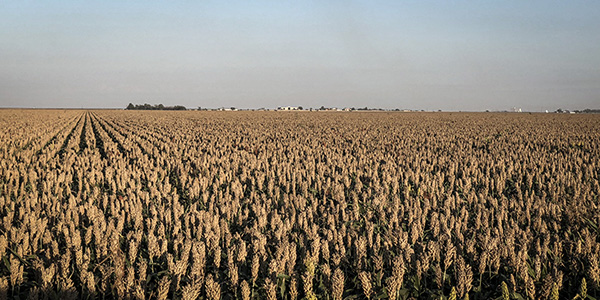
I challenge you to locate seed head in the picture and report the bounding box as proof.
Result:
[331,268,344,300]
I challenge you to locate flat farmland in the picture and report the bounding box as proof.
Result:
[0,110,599,300]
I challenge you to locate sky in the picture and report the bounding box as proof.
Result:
[1,1,599,111]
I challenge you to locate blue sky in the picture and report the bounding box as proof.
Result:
[1,1,599,110]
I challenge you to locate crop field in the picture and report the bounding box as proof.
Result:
[0,109,599,300]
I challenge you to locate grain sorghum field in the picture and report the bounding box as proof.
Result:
[0,109,599,300]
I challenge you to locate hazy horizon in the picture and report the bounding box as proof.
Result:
[1,1,599,111]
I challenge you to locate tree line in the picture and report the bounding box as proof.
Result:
[126,103,187,110]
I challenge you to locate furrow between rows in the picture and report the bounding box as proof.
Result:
[35,114,81,157]
[94,113,196,208]
[56,113,85,160]
[89,112,108,160]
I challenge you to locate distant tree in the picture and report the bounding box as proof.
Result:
[298,106,303,110]
[320,106,326,110]
[125,103,187,110]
